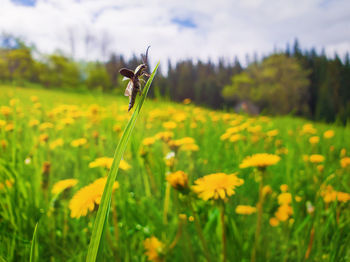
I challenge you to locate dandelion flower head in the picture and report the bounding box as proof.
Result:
[69,177,119,218]
[235,205,257,215]
[52,179,78,195]
[192,173,244,201]
[166,171,189,190]
[239,153,280,169]
[144,236,164,262]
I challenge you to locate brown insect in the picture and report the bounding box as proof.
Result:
[119,46,151,111]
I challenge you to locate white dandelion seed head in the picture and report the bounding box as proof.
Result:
[165,151,175,160]
[24,158,31,165]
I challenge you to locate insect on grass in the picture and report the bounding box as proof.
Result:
[119,46,151,111]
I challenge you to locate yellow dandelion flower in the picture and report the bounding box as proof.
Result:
[30,96,38,102]
[278,192,292,205]
[71,138,87,147]
[29,119,39,127]
[336,192,350,202]
[9,98,19,106]
[309,154,324,163]
[229,134,242,143]
[5,123,14,132]
[163,121,177,129]
[88,157,131,171]
[0,120,6,128]
[276,147,288,155]
[309,136,319,144]
[275,204,293,221]
[317,165,324,172]
[323,130,334,139]
[280,184,288,192]
[39,122,54,131]
[226,126,241,135]
[89,104,100,115]
[262,185,272,196]
[239,153,280,169]
[301,123,317,135]
[192,173,244,201]
[267,129,279,137]
[39,133,49,143]
[269,217,279,227]
[179,143,199,152]
[69,177,119,218]
[170,137,195,147]
[321,185,350,203]
[340,157,350,168]
[52,179,78,195]
[235,205,257,215]
[50,138,64,150]
[340,148,346,158]
[155,131,174,141]
[166,171,189,191]
[173,113,187,122]
[1,106,12,117]
[61,117,75,126]
[248,125,262,133]
[142,137,156,146]
[220,132,231,141]
[1,139,7,149]
[119,160,131,170]
[295,196,302,202]
[144,236,164,262]
[251,135,260,143]
[113,124,122,132]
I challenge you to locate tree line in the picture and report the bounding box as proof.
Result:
[0,35,349,123]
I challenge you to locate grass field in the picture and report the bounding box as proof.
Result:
[0,85,349,262]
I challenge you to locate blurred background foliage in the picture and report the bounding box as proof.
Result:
[1,34,350,123]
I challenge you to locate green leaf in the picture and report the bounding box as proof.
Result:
[29,222,39,262]
[86,62,159,262]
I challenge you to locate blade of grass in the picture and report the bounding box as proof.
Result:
[86,62,159,262]
[29,222,39,262]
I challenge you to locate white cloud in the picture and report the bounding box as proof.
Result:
[0,0,349,70]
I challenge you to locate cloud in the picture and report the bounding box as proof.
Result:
[0,0,349,70]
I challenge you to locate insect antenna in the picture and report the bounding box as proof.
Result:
[142,46,151,65]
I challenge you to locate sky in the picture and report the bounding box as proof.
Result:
[0,0,350,70]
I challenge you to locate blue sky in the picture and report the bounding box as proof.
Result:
[1,0,349,69]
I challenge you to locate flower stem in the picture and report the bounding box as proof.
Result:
[189,198,212,262]
[163,182,171,225]
[220,203,227,262]
[251,170,265,262]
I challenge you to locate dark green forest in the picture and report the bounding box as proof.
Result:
[1,35,349,123]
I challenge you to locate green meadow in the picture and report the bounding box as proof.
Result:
[0,85,349,262]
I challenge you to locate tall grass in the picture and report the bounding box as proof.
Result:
[86,63,159,261]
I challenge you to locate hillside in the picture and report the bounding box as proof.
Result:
[0,85,349,261]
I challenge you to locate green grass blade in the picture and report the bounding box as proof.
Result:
[86,62,159,262]
[29,222,39,262]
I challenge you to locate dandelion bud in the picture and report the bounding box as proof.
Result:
[42,161,51,190]
[166,171,189,192]
[1,139,7,149]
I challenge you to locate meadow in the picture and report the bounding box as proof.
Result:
[0,85,349,262]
